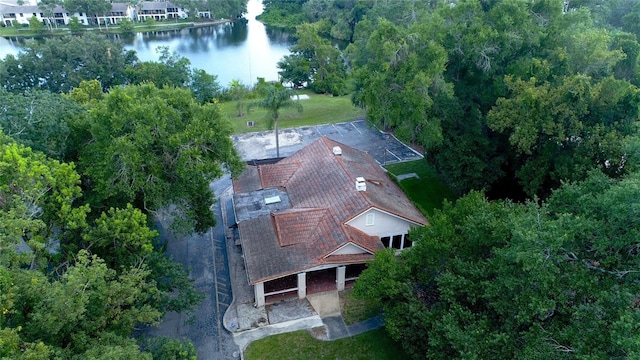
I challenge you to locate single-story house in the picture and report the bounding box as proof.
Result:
[232,136,428,306]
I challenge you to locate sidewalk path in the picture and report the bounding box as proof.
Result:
[320,315,384,341]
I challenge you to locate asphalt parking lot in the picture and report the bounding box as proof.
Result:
[233,120,423,164]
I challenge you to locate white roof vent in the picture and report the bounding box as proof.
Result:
[264,195,281,205]
[356,177,366,192]
[332,146,342,156]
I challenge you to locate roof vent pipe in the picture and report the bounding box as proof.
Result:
[333,146,342,156]
[356,177,366,192]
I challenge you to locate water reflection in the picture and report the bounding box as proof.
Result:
[122,0,294,86]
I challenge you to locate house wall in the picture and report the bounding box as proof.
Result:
[1,8,106,26]
[331,243,370,255]
[347,208,416,237]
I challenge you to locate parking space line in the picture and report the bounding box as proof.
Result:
[314,126,323,136]
[351,122,363,135]
[386,149,402,162]
[332,124,343,136]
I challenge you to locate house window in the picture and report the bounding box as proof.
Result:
[404,234,412,248]
[381,236,391,248]
[365,213,375,226]
[381,234,411,250]
[392,235,402,249]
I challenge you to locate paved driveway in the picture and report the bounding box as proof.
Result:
[143,177,240,360]
[233,120,423,164]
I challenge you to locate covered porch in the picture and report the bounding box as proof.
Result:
[255,263,367,306]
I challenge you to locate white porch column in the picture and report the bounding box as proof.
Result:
[297,272,307,299]
[254,282,265,307]
[336,266,346,291]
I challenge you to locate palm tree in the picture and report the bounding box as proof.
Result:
[250,84,303,158]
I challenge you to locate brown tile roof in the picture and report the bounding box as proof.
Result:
[259,161,300,189]
[233,166,261,194]
[273,208,328,247]
[233,136,428,284]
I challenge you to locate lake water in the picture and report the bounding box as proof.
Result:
[0,0,294,87]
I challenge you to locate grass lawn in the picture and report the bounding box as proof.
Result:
[244,328,407,360]
[220,89,365,134]
[384,160,456,215]
[340,289,380,325]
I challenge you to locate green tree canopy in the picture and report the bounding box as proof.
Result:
[0,132,88,269]
[126,47,193,88]
[352,18,451,149]
[0,34,136,93]
[355,169,640,359]
[77,83,243,233]
[0,129,201,358]
[488,75,639,196]
[0,89,84,160]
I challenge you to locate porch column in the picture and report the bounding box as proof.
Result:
[254,282,265,307]
[297,272,307,299]
[336,266,346,291]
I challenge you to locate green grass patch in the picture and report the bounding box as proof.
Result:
[244,328,407,360]
[340,289,380,325]
[220,89,365,134]
[384,160,456,215]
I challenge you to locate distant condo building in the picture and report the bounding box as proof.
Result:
[0,1,199,27]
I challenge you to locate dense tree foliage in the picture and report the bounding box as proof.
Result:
[0,118,210,357]
[0,34,136,93]
[0,89,84,160]
[74,83,243,233]
[0,30,241,359]
[126,46,192,88]
[356,170,640,358]
[278,23,347,95]
[488,75,638,196]
[264,0,640,198]
[256,0,307,28]
[0,37,223,105]
[205,0,247,19]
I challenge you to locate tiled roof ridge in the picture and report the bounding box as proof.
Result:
[272,207,328,247]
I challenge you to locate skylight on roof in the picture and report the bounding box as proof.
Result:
[264,195,281,205]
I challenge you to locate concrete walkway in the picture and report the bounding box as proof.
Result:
[318,315,384,341]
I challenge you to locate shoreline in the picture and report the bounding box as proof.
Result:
[0,18,233,38]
